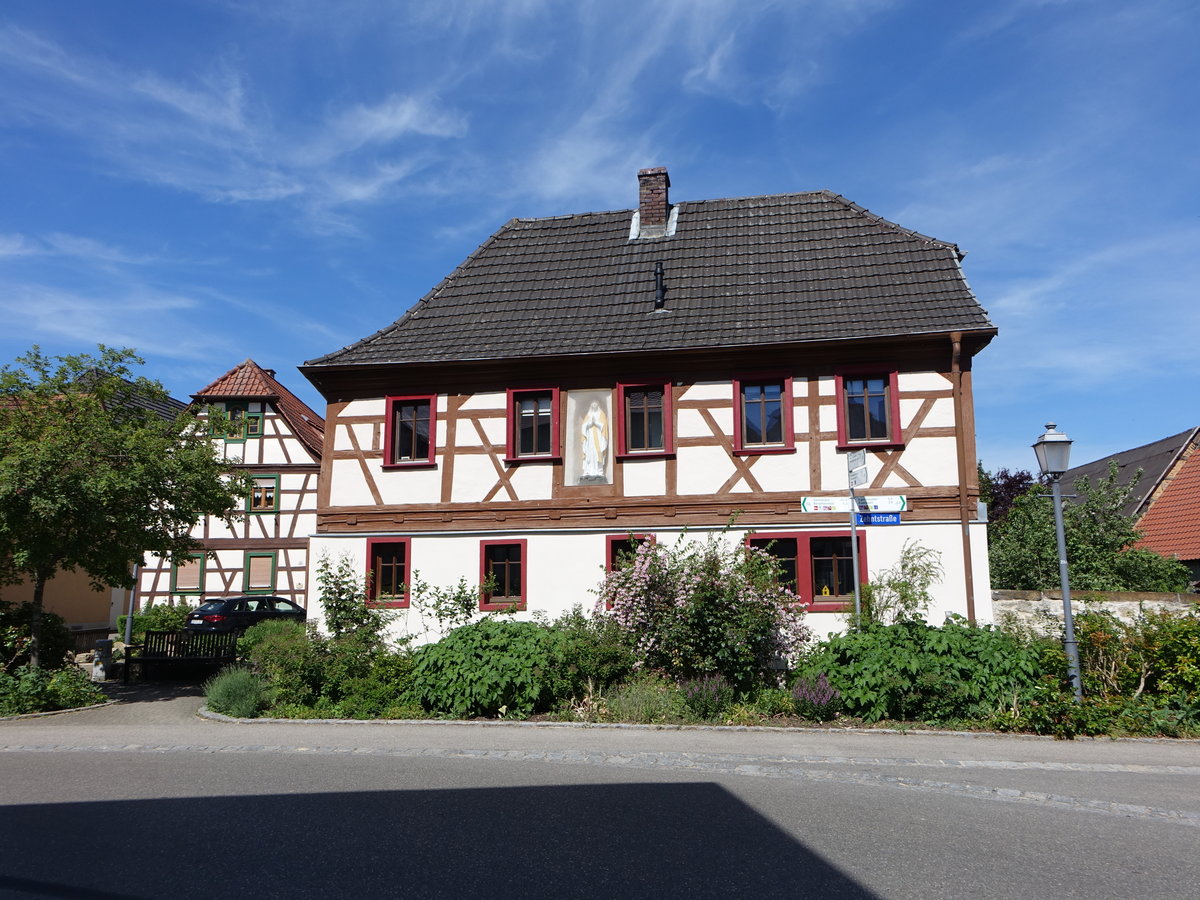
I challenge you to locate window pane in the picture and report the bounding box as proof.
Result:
[247,556,274,590]
[742,381,784,446]
[486,544,522,598]
[625,388,664,452]
[174,557,201,591]
[374,543,407,598]
[810,537,853,597]
[868,394,888,439]
[749,538,798,591]
[252,477,275,510]
[516,394,551,456]
[844,376,890,442]
[393,400,431,461]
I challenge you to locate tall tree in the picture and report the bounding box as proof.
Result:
[988,461,1191,592]
[0,346,249,667]
[978,463,1039,528]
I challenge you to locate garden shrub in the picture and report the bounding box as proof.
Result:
[240,619,324,708]
[596,533,809,691]
[679,674,734,721]
[117,601,192,643]
[545,605,636,702]
[601,675,687,724]
[324,650,420,719]
[852,541,943,627]
[791,673,842,721]
[801,619,1042,723]
[410,618,558,718]
[204,667,269,718]
[0,664,105,715]
[1,599,73,672]
[751,687,797,717]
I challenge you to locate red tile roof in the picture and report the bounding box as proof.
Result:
[192,359,324,458]
[1137,441,1200,562]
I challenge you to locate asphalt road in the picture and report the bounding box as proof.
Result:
[1,685,1198,899]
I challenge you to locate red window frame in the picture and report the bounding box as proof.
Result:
[615,382,674,458]
[505,388,561,463]
[834,367,903,449]
[745,530,867,612]
[732,374,795,455]
[383,394,437,468]
[479,539,528,611]
[366,537,411,608]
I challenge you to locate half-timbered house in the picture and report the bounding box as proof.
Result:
[301,168,997,636]
[136,360,324,610]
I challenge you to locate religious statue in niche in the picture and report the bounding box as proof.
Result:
[580,399,609,483]
[564,390,612,486]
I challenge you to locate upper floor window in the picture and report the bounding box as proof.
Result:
[367,538,410,608]
[384,395,436,467]
[733,376,794,454]
[480,540,527,610]
[506,388,560,461]
[616,383,673,456]
[248,475,279,513]
[223,403,263,443]
[835,370,902,447]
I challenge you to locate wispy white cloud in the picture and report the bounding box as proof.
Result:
[0,233,39,257]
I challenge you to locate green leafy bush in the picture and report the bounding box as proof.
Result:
[801,619,1042,723]
[597,533,809,690]
[204,667,269,718]
[410,618,557,718]
[118,602,192,643]
[853,541,943,627]
[323,650,420,719]
[0,664,105,715]
[544,605,636,702]
[240,619,324,707]
[1,599,73,672]
[316,553,393,644]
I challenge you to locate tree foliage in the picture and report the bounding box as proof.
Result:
[0,346,249,665]
[988,461,1191,592]
[978,464,1038,528]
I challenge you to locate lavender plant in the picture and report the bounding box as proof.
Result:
[791,673,842,721]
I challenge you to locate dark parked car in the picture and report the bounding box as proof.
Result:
[184,596,306,633]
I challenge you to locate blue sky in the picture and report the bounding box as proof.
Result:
[2,0,1197,474]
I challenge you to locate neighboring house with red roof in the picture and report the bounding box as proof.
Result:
[300,168,997,635]
[136,360,324,610]
[1065,427,1200,585]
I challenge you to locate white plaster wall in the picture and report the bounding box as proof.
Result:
[676,445,735,495]
[622,458,667,497]
[891,436,959,488]
[378,465,442,505]
[308,519,984,646]
[458,391,505,412]
[331,458,379,506]
[817,403,837,433]
[748,450,808,493]
[349,399,386,417]
[898,372,949,392]
[451,456,504,502]
[678,381,729,402]
[676,408,710,439]
[900,395,955,429]
[816,375,836,397]
[507,463,553,500]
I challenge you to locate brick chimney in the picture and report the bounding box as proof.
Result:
[637,167,670,232]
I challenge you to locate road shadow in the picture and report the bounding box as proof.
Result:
[98,681,205,704]
[0,782,876,899]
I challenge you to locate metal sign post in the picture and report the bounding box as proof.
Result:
[846,450,867,621]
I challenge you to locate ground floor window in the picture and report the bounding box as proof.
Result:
[367,538,410,608]
[746,531,866,611]
[171,553,205,594]
[480,540,527,610]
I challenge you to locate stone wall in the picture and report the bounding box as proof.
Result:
[992,589,1199,633]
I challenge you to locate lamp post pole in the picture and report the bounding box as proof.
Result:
[1048,473,1083,702]
[1032,422,1083,703]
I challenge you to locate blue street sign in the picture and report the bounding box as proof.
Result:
[855,512,901,526]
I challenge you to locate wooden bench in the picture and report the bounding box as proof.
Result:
[124,630,240,683]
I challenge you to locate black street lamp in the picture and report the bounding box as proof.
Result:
[1032,423,1083,702]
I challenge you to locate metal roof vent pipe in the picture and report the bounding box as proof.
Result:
[654,261,666,310]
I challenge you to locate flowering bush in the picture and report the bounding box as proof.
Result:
[596,534,809,690]
[791,673,842,721]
